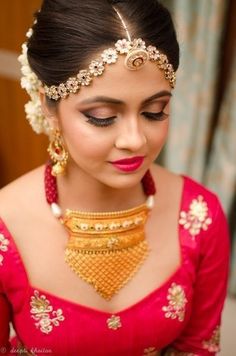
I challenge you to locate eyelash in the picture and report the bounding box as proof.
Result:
[84,111,168,127]
[84,115,116,127]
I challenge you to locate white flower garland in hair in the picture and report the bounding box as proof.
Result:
[18,29,50,135]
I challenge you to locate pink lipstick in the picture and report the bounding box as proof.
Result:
[110,156,145,172]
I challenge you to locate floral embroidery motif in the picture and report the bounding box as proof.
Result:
[0,233,9,266]
[143,346,159,355]
[202,326,220,352]
[107,314,122,330]
[162,283,187,322]
[179,195,212,238]
[30,290,65,334]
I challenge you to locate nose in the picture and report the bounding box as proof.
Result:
[115,116,147,152]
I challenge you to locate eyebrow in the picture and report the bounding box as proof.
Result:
[78,90,172,106]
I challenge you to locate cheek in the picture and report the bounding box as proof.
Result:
[61,120,114,161]
[148,120,169,149]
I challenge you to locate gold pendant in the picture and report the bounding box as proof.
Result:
[62,204,150,300]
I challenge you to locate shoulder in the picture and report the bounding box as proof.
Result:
[178,175,229,258]
[0,165,45,227]
[150,163,183,208]
[181,174,223,222]
[152,163,222,216]
[151,164,228,235]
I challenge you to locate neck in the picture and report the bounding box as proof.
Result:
[56,164,147,213]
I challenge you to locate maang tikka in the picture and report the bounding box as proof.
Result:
[44,7,176,101]
[114,6,149,71]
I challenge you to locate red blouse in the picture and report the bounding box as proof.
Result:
[0,176,229,355]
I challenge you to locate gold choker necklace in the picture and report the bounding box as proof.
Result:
[45,163,155,300]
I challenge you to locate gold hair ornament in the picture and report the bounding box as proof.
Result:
[44,7,176,100]
[44,39,176,100]
[18,10,176,134]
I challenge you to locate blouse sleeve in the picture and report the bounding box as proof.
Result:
[165,198,230,356]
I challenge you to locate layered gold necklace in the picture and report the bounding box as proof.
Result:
[45,163,156,300]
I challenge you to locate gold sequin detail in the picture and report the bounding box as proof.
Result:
[143,347,160,355]
[30,290,65,334]
[107,315,122,330]
[202,326,220,352]
[0,233,9,266]
[179,195,212,238]
[162,283,187,322]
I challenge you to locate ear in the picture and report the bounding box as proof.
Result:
[38,87,59,130]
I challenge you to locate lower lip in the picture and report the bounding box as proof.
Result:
[111,158,144,172]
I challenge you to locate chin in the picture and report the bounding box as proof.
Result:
[103,169,148,190]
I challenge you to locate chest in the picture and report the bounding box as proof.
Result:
[13,206,181,313]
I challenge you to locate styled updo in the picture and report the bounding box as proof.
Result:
[27,0,179,87]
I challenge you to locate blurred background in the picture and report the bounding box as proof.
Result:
[0,0,235,354]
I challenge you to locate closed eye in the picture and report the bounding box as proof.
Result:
[83,111,168,127]
[84,114,116,127]
[142,111,169,121]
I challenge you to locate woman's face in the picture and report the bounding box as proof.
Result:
[54,56,172,189]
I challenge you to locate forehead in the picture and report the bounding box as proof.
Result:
[65,57,171,106]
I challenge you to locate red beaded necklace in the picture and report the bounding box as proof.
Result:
[44,161,156,299]
[44,161,156,217]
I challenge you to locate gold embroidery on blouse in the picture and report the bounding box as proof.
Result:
[179,195,212,238]
[0,233,9,266]
[30,290,65,334]
[107,314,122,330]
[162,283,187,322]
[143,346,160,355]
[202,325,220,352]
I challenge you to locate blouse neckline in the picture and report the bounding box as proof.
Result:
[1,175,188,316]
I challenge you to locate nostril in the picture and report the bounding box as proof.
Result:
[115,129,147,151]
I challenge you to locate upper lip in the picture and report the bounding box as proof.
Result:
[110,156,145,164]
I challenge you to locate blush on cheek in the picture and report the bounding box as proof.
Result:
[149,122,169,156]
[152,120,169,141]
[62,124,114,168]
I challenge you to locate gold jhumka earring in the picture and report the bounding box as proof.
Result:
[47,129,68,176]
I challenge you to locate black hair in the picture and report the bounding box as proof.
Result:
[27,0,179,88]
